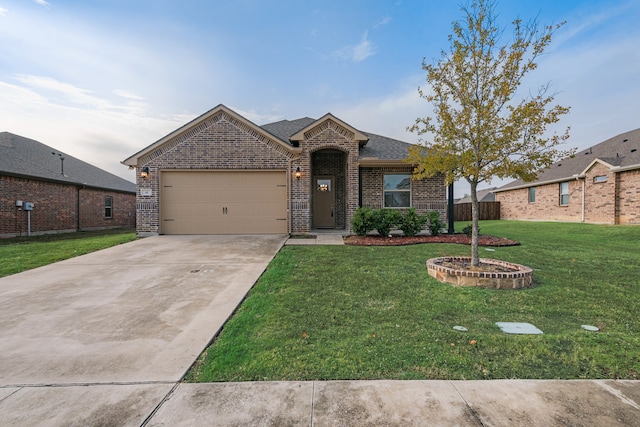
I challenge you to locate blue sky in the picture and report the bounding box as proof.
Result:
[1,0,639,195]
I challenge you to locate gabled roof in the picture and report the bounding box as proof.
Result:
[0,132,135,193]
[261,117,413,163]
[496,128,640,192]
[122,104,302,167]
[288,113,369,146]
[124,105,416,167]
[456,187,497,204]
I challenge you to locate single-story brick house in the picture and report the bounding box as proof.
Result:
[1,132,136,237]
[494,128,640,224]
[122,104,446,236]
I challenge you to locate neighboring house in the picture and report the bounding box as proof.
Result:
[1,132,136,237]
[494,128,640,224]
[122,104,446,236]
[455,187,497,204]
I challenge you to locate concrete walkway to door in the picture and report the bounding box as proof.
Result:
[0,235,287,426]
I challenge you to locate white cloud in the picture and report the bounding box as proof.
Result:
[0,7,8,16]
[0,76,189,181]
[331,31,375,62]
[113,89,145,101]
[231,106,284,125]
[34,0,50,6]
[374,16,392,28]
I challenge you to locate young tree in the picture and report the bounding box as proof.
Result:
[408,0,574,266]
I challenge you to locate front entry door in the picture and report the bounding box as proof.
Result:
[313,176,335,228]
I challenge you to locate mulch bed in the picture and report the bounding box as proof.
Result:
[343,234,520,247]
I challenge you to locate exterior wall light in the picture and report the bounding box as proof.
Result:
[140,166,150,179]
[295,167,302,179]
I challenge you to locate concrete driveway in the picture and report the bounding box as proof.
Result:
[0,234,287,425]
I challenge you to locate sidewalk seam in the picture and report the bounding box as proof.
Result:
[450,381,486,427]
[139,382,180,427]
[310,381,316,427]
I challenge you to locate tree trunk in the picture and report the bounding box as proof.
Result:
[470,180,479,266]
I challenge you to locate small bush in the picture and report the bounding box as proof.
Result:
[462,224,479,237]
[351,207,376,236]
[373,209,401,237]
[398,208,428,237]
[426,211,444,236]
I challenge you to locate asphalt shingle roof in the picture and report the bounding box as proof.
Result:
[0,132,136,193]
[260,118,412,160]
[456,187,497,204]
[497,128,640,191]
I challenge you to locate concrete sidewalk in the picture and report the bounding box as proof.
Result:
[150,379,640,426]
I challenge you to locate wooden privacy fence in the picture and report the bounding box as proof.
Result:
[453,202,501,222]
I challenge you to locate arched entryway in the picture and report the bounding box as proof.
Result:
[311,149,347,229]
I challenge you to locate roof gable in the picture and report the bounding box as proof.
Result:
[289,113,369,146]
[122,104,301,166]
[496,127,640,192]
[0,132,135,193]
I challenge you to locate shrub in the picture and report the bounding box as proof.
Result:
[426,211,444,236]
[398,208,428,237]
[372,209,401,237]
[462,224,479,237]
[351,207,376,236]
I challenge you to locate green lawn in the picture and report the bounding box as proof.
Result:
[0,228,137,277]
[186,221,640,381]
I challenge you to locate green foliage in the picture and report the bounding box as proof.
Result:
[397,208,428,237]
[187,221,640,381]
[351,207,376,236]
[407,0,574,265]
[462,224,477,237]
[372,209,402,237]
[426,210,444,236]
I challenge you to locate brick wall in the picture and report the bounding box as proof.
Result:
[137,114,293,235]
[583,162,615,224]
[79,189,136,230]
[360,166,446,219]
[296,121,360,233]
[133,112,448,235]
[617,169,640,224]
[1,174,135,237]
[497,165,640,224]
[497,180,582,222]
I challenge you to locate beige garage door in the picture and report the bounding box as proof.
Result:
[160,171,287,234]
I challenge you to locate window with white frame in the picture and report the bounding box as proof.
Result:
[383,174,411,208]
[559,182,569,206]
[593,175,607,183]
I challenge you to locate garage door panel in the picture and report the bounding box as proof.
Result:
[160,171,287,234]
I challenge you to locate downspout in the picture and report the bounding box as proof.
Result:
[77,185,81,231]
[581,178,585,223]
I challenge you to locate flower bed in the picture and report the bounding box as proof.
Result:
[344,234,519,247]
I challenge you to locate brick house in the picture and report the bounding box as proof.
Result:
[1,132,136,237]
[494,128,640,225]
[122,104,446,236]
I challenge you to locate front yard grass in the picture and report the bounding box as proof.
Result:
[0,228,137,277]
[187,221,640,381]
